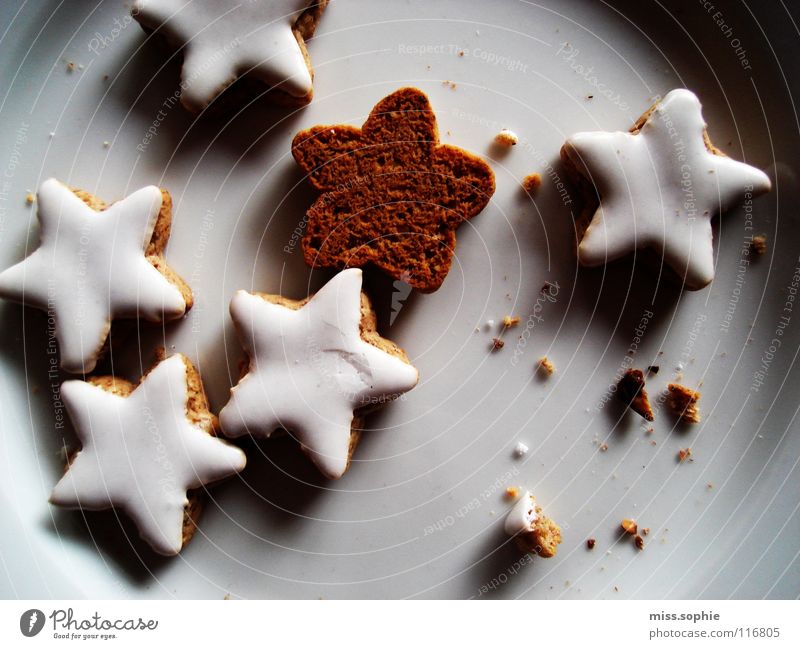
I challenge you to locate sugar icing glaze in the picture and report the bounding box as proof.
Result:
[504,490,538,537]
[0,179,187,374]
[50,355,247,556]
[133,0,314,111]
[219,268,419,479]
[563,89,772,289]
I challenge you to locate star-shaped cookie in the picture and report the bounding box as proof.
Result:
[561,89,772,289]
[0,179,191,374]
[133,0,327,112]
[292,87,496,293]
[50,354,246,556]
[219,269,419,479]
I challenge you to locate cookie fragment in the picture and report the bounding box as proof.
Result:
[616,369,654,421]
[494,129,519,146]
[751,234,767,255]
[666,383,701,423]
[504,491,562,558]
[521,173,542,193]
[292,87,496,292]
[537,356,555,375]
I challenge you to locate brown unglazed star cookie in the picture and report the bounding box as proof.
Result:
[291,87,496,292]
[50,352,246,555]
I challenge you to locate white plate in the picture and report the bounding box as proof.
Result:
[1,0,798,599]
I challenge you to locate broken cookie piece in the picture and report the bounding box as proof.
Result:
[616,368,654,421]
[537,356,555,375]
[666,383,701,424]
[751,234,767,255]
[504,491,562,558]
[521,173,542,193]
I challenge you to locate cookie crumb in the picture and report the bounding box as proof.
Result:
[442,80,457,90]
[505,486,520,500]
[599,442,608,452]
[587,538,596,549]
[634,534,645,550]
[647,365,659,374]
[621,518,637,535]
[666,383,701,423]
[25,193,35,205]
[537,356,555,375]
[494,129,519,147]
[521,173,542,193]
[678,447,692,462]
[642,527,650,536]
[502,315,520,328]
[751,234,767,255]
[514,441,529,457]
[66,61,75,72]
[491,337,504,350]
[458,50,465,57]
[617,368,654,421]
[707,482,714,489]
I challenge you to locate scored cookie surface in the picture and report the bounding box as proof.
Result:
[292,87,496,293]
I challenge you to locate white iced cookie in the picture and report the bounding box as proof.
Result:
[0,179,190,374]
[504,491,562,558]
[133,0,327,112]
[504,490,539,536]
[220,268,419,479]
[561,89,772,289]
[50,354,246,556]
